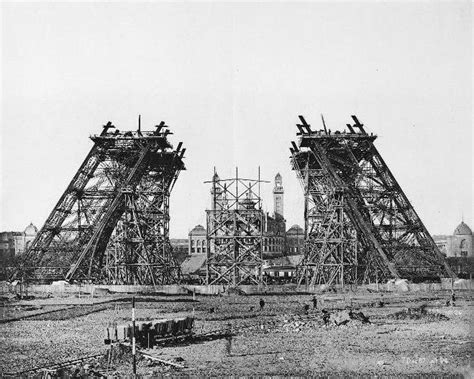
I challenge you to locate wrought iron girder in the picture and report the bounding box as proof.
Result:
[291,115,455,284]
[21,124,185,284]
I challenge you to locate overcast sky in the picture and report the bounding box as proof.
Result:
[1,1,472,238]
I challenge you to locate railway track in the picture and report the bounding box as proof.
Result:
[0,324,237,377]
[0,298,129,324]
[1,312,342,377]
[2,353,105,377]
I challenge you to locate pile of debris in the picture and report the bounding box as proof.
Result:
[279,317,320,333]
[388,304,449,321]
[272,309,371,333]
[330,309,370,326]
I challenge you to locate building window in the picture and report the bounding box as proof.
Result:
[460,239,468,257]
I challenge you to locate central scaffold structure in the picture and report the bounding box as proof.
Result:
[290,115,454,286]
[205,169,268,286]
[22,120,185,285]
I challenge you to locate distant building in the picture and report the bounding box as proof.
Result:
[433,235,448,255]
[262,255,303,282]
[446,221,473,257]
[273,173,284,219]
[188,225,207,254]
[262,173,286,258]
[286,224,304,254]
[181,172,304,279]
[0,223,38,263]
[0,223,38,278]
[189,172,302,259]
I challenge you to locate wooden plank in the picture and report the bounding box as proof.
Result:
[139,351,185,369]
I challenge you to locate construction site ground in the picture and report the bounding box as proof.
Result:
[0,289,472,377]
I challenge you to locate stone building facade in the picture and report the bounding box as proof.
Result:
[262,173,286,258]
[180,173,304,280]
[186,173,302,258]
[188,225,207,254]
[286,224,304,254]
[0,223,38,275]
[273,173,284,219]
[446,221,473,257]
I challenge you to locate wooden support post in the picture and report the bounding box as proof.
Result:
[132,297,136,376]
[225,323,232,356]
[20,276,24,300]
[192,288,196,317]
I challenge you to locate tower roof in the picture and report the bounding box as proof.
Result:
[287,224,304,234]
[189,224,206,236]
[453,221,472,236]
[24,222,38,235]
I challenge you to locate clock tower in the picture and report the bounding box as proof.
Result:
[273,173,284,220]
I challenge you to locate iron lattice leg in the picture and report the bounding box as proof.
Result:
[22,122,186,284]
[290,115,454,286]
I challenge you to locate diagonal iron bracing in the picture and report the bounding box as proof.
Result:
[205,169,268,286]
[290,115,455,286]
[21,121,186,284]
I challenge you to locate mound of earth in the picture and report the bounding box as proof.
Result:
[388,305,449,321]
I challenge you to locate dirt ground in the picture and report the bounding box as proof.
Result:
[0,289,472,377]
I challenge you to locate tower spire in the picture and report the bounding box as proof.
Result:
[273,173,284,219]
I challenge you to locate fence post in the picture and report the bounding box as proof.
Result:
[132,296,136,376]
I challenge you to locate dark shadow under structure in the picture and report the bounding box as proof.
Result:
[290,115,455,286]
[21,120,186,285]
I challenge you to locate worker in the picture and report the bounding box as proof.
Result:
[259,298,265,311]
[304,304,310,315]
[321,309,330,326]
[312,295,318,309]
[451,291,456,307]
[225,323,232,356]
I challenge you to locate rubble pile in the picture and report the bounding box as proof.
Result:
[279,317,321,333]
[388,304,449,321]
[265,310,372,333]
